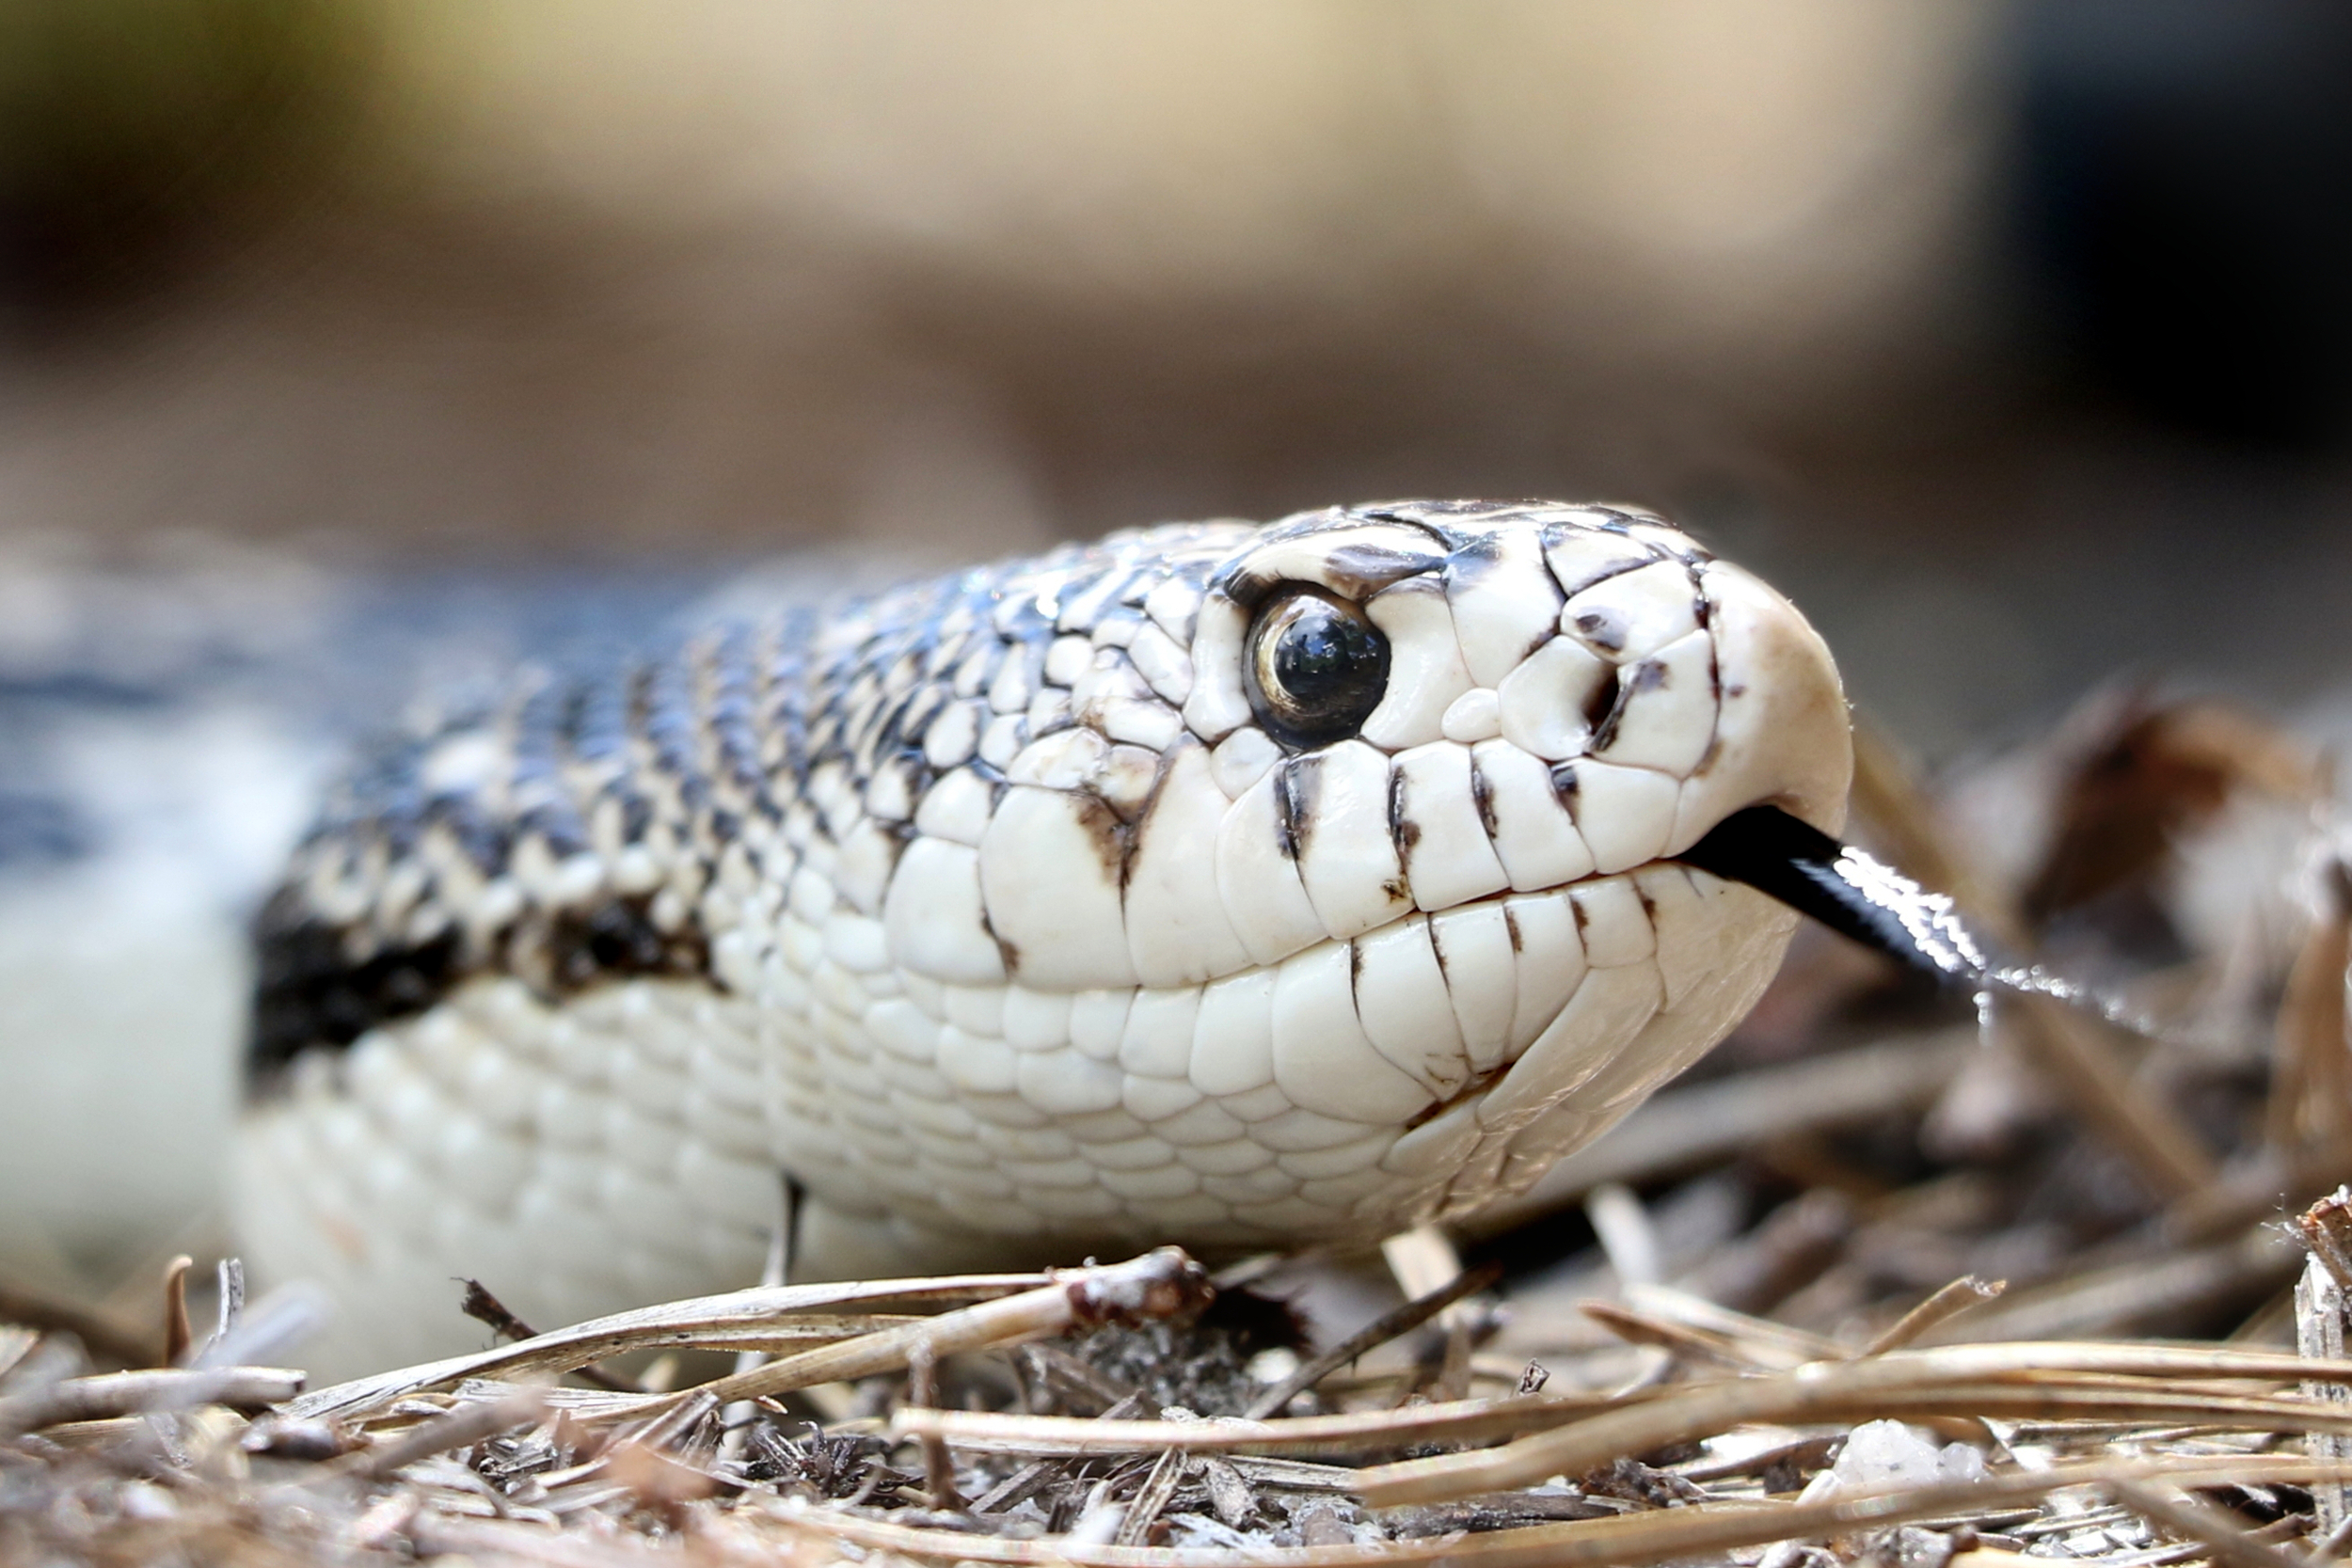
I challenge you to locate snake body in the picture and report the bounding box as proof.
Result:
[234,500,1851,1373]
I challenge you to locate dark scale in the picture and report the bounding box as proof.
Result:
[249,891,465,1077]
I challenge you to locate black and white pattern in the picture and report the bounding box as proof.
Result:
[235,501,1853,1372]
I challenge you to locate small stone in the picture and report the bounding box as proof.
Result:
[1833,1419,1947,1488]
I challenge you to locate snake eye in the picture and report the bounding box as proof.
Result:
[1246,589,1391,747]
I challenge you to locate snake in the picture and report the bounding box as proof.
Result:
[232,499,1852,1374]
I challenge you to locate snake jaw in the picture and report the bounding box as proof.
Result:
[235,499,1854,1375]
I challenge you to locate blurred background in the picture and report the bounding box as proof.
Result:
[6,0,2352,1327]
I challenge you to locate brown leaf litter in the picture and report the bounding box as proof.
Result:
[11,689,2352,1566]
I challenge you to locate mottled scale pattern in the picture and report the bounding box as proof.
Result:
[235,500,1852,1373]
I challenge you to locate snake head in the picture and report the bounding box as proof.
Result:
[235,496,1860,1371]
[882,499,1851,1234]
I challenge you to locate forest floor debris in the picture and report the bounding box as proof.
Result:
[9,692,2352,1566]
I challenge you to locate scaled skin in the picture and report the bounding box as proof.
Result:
[234,500,1851,1374]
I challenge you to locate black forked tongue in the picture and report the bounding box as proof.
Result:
[1675,805,1994,984]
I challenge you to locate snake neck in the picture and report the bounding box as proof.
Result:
[246,522,1259,1088]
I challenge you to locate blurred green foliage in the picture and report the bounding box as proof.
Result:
[0,0,372,309]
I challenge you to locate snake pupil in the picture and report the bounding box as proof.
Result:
[1248,590,1390,746]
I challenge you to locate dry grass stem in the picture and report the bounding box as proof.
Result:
[348,1391,550,1481]
[1864,1275,2009,1354]
[1244,1262,1502,1420]
[160,1255,193,1369]
[1581,1299,1776,1370]
[1619,1283,1850,1364]
[675,1248,1208,1409]
[1355,1342,2352,1505]
[19,693,2352,1564]
[289,1270,1057,1419]
[0,1364,302,1437]
[2110,1481,2310,1568]
[892,1392,1613,1457]
[754,1458,2352,1568]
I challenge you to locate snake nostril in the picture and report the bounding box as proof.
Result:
[1579,664,1621,739]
